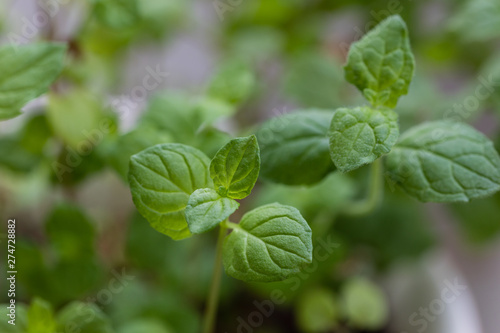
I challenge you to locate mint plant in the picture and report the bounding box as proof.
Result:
[258,15,500,208]
[128,135,313,333]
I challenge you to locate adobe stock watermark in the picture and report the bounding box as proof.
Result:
[51,65,168,182]
[443,74,500,123]
[7,0,69,48]
[227,235,339,333]
[58,268,135,333]
[402,278,468,333]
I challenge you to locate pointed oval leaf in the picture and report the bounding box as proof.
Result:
[186,188,239,234]
[329,107,399,172]
[257,110,335,186]
[0,42,67,120]
[344,15,415,108]
[128,143,213,240]
[223,203,313,282]
[210,135,260,199]
[385,121,500,202]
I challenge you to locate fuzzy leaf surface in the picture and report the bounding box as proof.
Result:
[128,143,213,240]
[385,121,500,202]
[344,15,415,108]
[185,188,239,234]
[223,203,312,282]
[210,135,260,199]
[257,110,334,185]
[329,107,399,172]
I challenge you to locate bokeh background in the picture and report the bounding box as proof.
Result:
[1,0,500,332]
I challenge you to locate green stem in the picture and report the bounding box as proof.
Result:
[342,158,384,217]
[202,223,227,333]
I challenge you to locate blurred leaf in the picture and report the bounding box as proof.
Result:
[341,277,388,330]
[94,0,139,29]
[257,110,335,185]
[0,114,52,173]
[296,288,339,332]
[193,96,235,124]
[126,212,173,269]
[45,204,96,260]
[27,298,56,333]
[47,89,111,149]
[0,42,66,120]
[51,259,103,303]
[0,137,40,173]
[140,92,203,144]
[229,27,284,62]
[108,125,172,181]
[192,126,232,159]
[449,0,500,42]
[108,281,200,333]
[207,60,256,106]
[253,172,355,220]
[451,192,500,244]
[284,52,344,109]
[118,319,172,333]
[0,304,27,332]
[56,302,114,333]
[340,194,435,268]
[19,114,52,154]
[16,241,53,301]
[137,0,187,37]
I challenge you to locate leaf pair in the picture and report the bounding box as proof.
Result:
[186,135,260,234]
[128,136,260,239]
[128,136,314,282]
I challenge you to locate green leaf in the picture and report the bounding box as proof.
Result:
[45,204,95,260]
[341,277,389,330]
[0,42,66,120]
[186,188,239,234]
[207,60,255,105]
[296,288,339,333]
[56,302,114,333]
[210,135,260,199]
[47,89,109,149]
[140,92,204,144]
[385,121,500,202]
[284,52,344,109]
[222,203,313,282]
[118,319,173,333]
[328,106,399,172]
[94,0,139,29]
[128,143,213,240]
[27,298,56,333]
[344,15,415,108]
[449,0,500,42]
[452,192,500,244]
[108,125,172,181]
[257,110,335,185]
